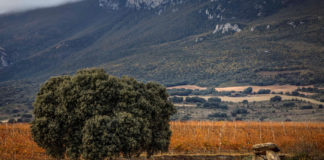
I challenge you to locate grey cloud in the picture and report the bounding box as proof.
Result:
[0,0,83,15]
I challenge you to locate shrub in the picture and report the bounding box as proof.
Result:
[300,105,313,110]
[170,96,184,103]
[243,87,253,94]
[242,100,248,104]
[231,108,248,116]
[21,113,33,119]
[208,113,227,118]
[185,97,206,103]
[202,102,228,110]
[283,102,295,107]
[257,89,271,94]
[181,114,191,121]
[291,91,299,96]
[207,97,221,103]
[192,88,216,95]
[8,119,16,123]
[285,119,292,122]
[270,96,282,102]
[168,89,192,96]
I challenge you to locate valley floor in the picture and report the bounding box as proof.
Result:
[169,84,324,121]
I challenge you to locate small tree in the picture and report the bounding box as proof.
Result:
[257,89,271,94]
[170,96,184,103]
[31,68,176,160]
[208,97,221,103]
[270,96,282,102]
[243,87,253,94]
[185,97,206,103]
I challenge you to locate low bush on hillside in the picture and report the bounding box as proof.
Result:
[208,97,222,103]
[170,96,184,103]
[185,97,206,103]
[202,102,228,110]
[300,105,313,110]
[283,102,295,107]
[208,113,227,118]
[243,87,253,94]
[257,89,271,94]
[231,108,248,116]
[168,89,192,96]
[270,96,282,102]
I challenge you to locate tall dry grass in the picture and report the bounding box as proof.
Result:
[1,121,324,159]
[0,123,50,160]
[169,121,324,154]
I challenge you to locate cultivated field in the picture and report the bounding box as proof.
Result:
[167,85,208,90]
[0,124,49,160]
[214,85,314,93]
[1,122,324,159]
[167,85,314,93]
[169,121,324,154]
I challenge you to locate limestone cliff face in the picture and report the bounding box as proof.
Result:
[0,47,8,67]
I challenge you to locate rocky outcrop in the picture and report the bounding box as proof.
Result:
[0,47,8,67]
[99,0,120,10]
[99,0,185,10]
[252,143,281,160]
[213,23,242,34]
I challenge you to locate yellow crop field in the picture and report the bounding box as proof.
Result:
[1,122,324,159]
[169,121,324,154]
[0,124,50,160]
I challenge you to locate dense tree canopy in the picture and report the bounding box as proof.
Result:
[31,68,176,160]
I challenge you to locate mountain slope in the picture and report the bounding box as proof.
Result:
[1,0,314,83]
[104,0,324,86]
[0,0,324,118]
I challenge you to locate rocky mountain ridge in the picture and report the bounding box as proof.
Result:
[98,0,297,16]
[99,0,185,10]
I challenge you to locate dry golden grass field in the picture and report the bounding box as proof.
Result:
[1,122,324,160]
[167,85,208,90]
[167,85,314,93]
[214,85,314,93]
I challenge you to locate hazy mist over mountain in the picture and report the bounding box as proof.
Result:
[0,0,83,15]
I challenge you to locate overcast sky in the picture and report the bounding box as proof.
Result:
[0,0,83,15]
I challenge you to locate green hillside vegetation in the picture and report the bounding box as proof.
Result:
[1,0,324,119]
